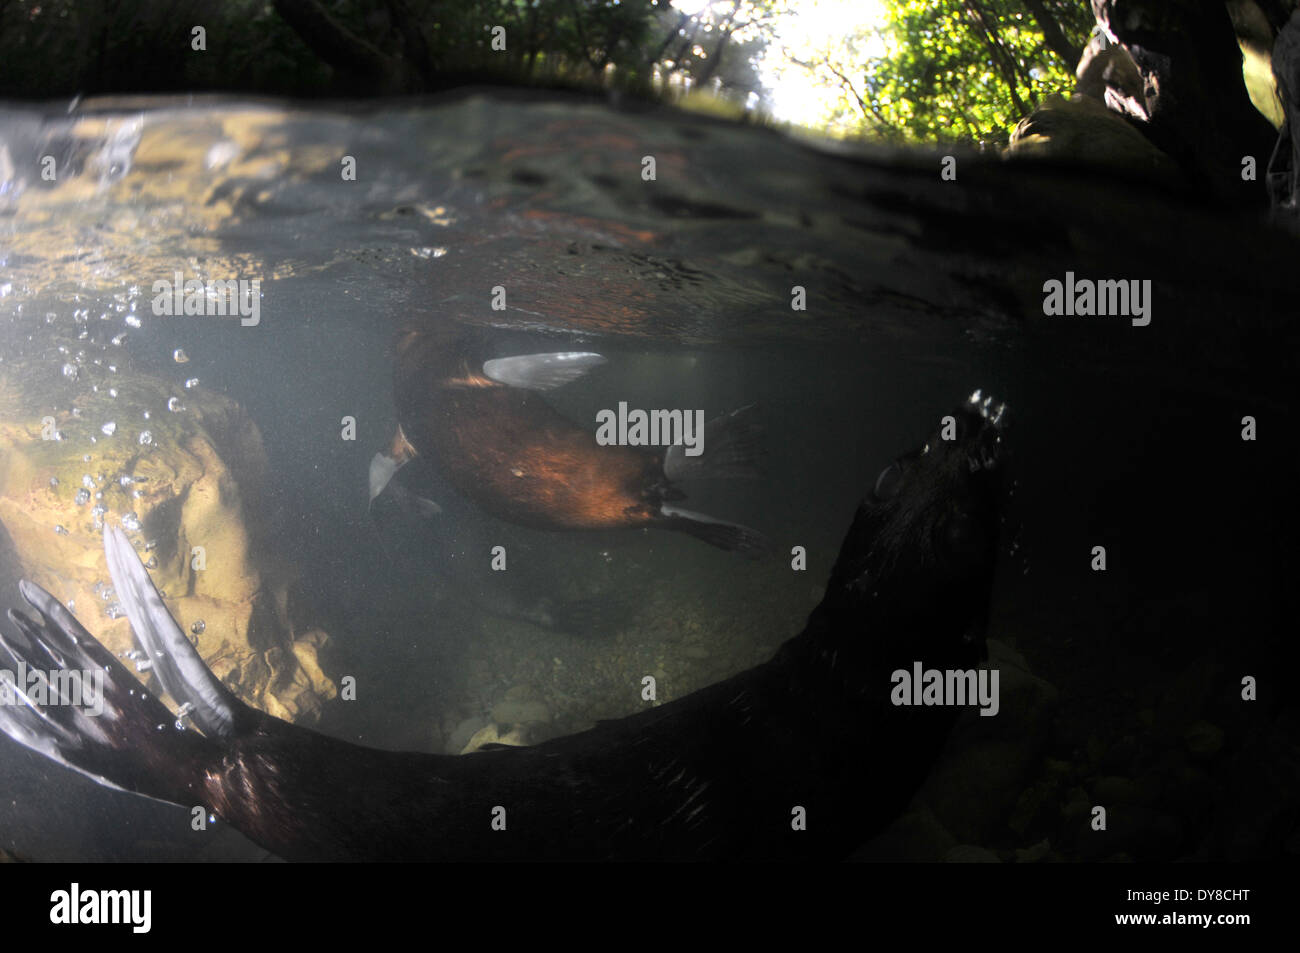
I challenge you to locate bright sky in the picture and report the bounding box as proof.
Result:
[670,0,888,127]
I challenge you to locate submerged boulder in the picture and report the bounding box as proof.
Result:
[0,361,336,723]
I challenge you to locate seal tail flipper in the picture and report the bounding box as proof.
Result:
[103,526,250,740]
[482,352,606,391]
[368,424,419,509]
[663,403,765,481]
[659,505,771,558]
[0,578,220,807]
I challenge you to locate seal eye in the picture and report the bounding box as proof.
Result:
[873,461,903,501]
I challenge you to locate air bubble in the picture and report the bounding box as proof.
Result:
[184,377,199,389]
[101,421,116,437]
[122,512,141,532]
[190,620,206,635]
[167,397,185,412]
[74,488,90,505]
[138,431,152,445]
[173,348,189,363]
[54,524,68,536]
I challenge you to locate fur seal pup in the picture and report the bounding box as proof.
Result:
[369,325,769,554]
[0,392,1006,860]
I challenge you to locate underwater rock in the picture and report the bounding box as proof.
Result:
[460,723,529,755]
[446,716,488,755]
[502,683,538,702]
[1088,775,1150,807]
[849,808,956,863]
[1013,839,1053,864]
[1183,720,1225,759]
[1094,805,1184,859]
[862,639,1059,850]
[918,640,1059,842]
[943,845,1001,863]
[489,697,551,726]
[0,363,336,723]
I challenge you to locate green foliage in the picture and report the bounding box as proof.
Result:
[0,0,789,105]
[651,0,790,106]
[0,0,1089,145]
[805,0,1095,144]
[0,0,330,98]
[0,0,670,98]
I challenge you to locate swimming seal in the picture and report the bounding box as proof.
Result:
[370,324,769,554]
[0,392,1006,860]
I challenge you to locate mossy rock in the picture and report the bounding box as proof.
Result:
[0,359,335,723]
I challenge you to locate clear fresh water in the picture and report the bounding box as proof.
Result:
[0,94,1290,861]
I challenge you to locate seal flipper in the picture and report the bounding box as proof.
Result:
[382,481,443,519]
[659,505,771,558]
[368,424,420,508]
[482,352,606,391]
[0,577,220,807]
[664,403,765,481]
[103,526,250,740]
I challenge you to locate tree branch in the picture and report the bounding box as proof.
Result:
[1021,0,1082,68]
[792,52,904,137]
[963,0,1029,115]
[272,0,397,86]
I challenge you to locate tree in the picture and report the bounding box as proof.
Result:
[1092,0,1279,204]
[789,0,1094,144]
[647,0,789,106]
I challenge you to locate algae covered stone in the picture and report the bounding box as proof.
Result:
[0,360,336,723]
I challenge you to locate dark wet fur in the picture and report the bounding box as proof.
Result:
[661,513,772,558]
[392,325,769,552]
[1,397,1005,860]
